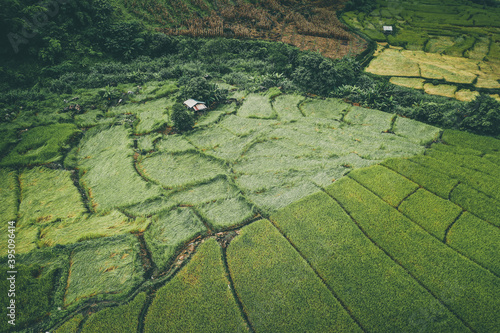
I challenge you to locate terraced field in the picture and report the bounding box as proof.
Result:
[2,83,500,332]
[342,0,500,100]
[366,45,500,101]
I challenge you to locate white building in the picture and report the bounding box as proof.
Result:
[183,99,208,111]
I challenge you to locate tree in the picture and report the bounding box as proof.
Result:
[460,94,500,136]
[180,77,227,105]
[171,103,194,133]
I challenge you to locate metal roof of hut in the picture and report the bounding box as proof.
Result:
[183,99,207,111]
[383,26,393,33]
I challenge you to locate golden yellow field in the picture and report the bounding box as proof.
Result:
[423,83,457,98]
[367,45,500,100]
[389,77,425,90]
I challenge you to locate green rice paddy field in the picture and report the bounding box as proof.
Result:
[1,83,499,332]
[342,0,500,100]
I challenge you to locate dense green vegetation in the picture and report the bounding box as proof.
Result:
[1,0,500,331]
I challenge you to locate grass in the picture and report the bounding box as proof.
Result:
[74,109,111,128]
[343,0,500,64]
[365,48,421,77]
[78,125,163,212]
[398,188,463,241]
[0,126,18,158]
[348,164,420,207]
[455,89,480,102]
[16,224,39,254]
[0,124,79,167]
[144,239,247,332]
[392,116,442,145]
[133,101,173,135]
[426,149,500,178]
[411,155,500,201]
[155,134,196,153]
[195,103,237,128]
[270,192,468,332]
[144,207,206,270]
[441,129,500,154]
[243,177,321,215]
[169,177,240,205]
[430,141,483,156]
[18,167,87,227]
[423,83,458,98]
[6,83,494,332]
[389,77,425,89]
[299,98,350,119]
[447,212,500,276]
[0,168,19,225]
[484,153,500,166]
[382,157,459,199]
[227,219,362,333]
[449,183,500,227]
[203,133,261,162]
[80,292,146,333]
[237,93,277,119]
[364,43,497,100]
[64,234,143,306]
[419,61,476,84]
[195,196,255,230]
[326,177,500,332]
[219,114,278,136]
[185,125,237,150]
[122,197,177,217]
[343,106,394,132]
[137,133,162,152]
[272,94,305,121]
[138,151,227,189]
[133,96,435,216]
[39,210,150,247]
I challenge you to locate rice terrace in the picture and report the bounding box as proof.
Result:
[0,0,499,332]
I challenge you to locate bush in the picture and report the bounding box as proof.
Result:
[180,76,228,105]
[460,94,500,136]
[292,53,359,95]
[171,103,194,132]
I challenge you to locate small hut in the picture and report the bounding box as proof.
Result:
[383,26,393,35]
[183,99,207,112]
